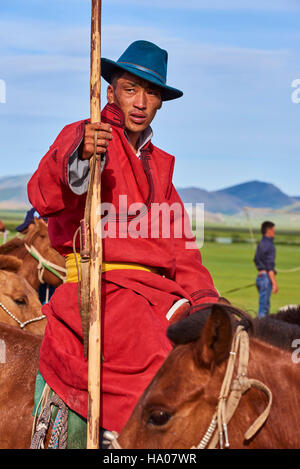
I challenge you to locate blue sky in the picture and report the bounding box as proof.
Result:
[1,0,300,195]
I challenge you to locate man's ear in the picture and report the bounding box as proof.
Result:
[107,85,115,104]
[194,304,232,369]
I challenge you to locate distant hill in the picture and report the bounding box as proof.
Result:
[178,187,243,214]
[0,174,299,216]
[178,180,298,214]
[0,174,31,210]
[216,181,294,210]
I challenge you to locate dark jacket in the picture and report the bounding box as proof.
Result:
[254,236,276,272]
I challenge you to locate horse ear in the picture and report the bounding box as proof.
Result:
[194,304,232,369]
[0,254,22,273]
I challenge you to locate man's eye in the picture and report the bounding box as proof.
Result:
[148,90,161,98]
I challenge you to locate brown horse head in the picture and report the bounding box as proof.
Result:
[22,217,65,287]
[118,303,300,449]
[0,220,5,232]
[0,217,65,290]
[0,255,46,335]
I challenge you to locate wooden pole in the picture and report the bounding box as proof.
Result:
[87,0,102,449]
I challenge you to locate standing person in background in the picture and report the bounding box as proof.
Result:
[254,221,278,317]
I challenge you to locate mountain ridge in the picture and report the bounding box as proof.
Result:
[178,180,299,214]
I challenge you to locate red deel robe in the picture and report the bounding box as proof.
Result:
[28,103,219,433]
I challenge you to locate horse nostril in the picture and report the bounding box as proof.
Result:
[147,410,171,426]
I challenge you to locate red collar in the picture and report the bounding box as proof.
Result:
[102,103,125,128]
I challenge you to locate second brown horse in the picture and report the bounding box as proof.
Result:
[118,303,300,449]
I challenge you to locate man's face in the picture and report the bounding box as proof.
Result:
[107,72,162,136]
[266,226,275,238]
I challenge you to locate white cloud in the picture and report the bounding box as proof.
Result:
[0,17,294,108]
[0,15,295,75]
[0,20,89,55]
[1,54,88,76]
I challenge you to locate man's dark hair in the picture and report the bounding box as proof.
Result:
[110,69,125,88]
[261,221,275,235]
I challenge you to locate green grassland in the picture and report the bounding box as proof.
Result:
[199,224,300,245]
[0,209,26,235]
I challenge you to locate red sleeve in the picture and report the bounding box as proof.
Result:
[169,184,219,306]
[27,120,85,217]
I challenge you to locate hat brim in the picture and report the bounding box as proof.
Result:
[16,222,28,232]
[101,58,183,102]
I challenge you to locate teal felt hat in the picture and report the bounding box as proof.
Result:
[101,40,183,101]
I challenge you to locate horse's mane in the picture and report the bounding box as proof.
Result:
[167,303,300,351]
[273,304,300,325]
[167,303,253,345]
[252,316,300,350]
[252,304,300,350]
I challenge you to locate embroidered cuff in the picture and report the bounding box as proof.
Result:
[190,289,219,305]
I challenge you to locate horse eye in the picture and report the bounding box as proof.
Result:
[14,297,27,306]
[147,410,171,426]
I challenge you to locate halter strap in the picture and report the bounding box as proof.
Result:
[195,326,272,449]
[24,243,66,282]
[0,300,46,330]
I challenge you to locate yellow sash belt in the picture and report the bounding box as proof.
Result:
[65,253,158,283]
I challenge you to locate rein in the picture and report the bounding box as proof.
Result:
[0,300,46,330]
[24,244,66,283]
[103,326,273,450]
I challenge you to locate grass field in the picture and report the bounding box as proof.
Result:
[201,241,300,316]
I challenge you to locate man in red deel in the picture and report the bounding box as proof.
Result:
[28,40,219,443]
